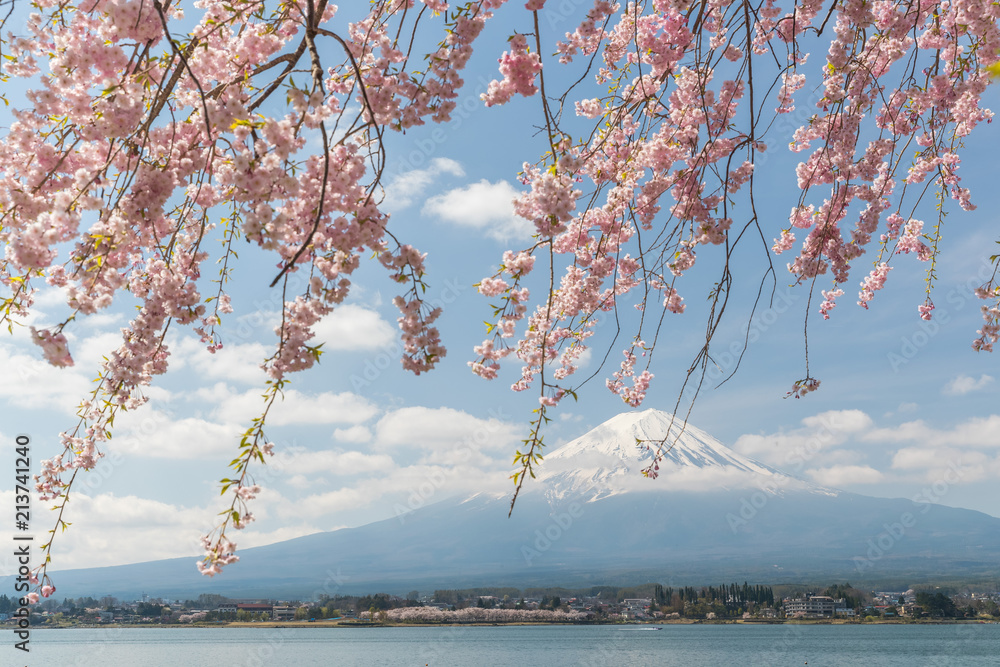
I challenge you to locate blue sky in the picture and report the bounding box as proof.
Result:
[0,2,998,574]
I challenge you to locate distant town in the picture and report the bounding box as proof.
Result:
[4,582,1000,626]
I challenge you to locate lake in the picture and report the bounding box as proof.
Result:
[18,623,1000,666]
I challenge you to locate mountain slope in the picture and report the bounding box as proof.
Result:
[19,409,1000,598]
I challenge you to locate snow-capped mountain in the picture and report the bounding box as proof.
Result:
[20,410,1000,598]
[538,409,825,501]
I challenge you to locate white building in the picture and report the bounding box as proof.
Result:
[783,596,844,618]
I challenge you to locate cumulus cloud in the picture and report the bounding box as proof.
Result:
[312,304,396,352]
[373,406,521,458]
[333,425,373,443]
[805,465,883,487]
[172,336,269,384]
[110,408,240,459]
[733,409,874,469]
[0,346,92,415]
[18,491,322,569]
[281,449,395,477]
[284,486,371,519]
[863,415,1000,449]
[204,384,379,426]
[28,492,210,569]
[422,179,534,242]
[383,158,465,210]
[890,447,998,483]
[168,305,395,378]
[800,409,873,434]
[289,462,508,520]
[943,373,994,395]
[890,446,980,470]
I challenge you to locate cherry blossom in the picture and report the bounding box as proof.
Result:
[1,0,996,594]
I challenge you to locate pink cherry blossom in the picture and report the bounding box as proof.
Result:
[2,0,996,595]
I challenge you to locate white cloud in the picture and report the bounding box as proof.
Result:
[805,465,883,487]
[733,409,873,467]
[235,524,324,550]
[110,408,240,459]
[890,447,996,483]
[281,449,395,477]
[422,179,534,242]
[943,373,994,395]
[373,406,521,456]
[78,312,126,330]
[862,420,932,444]
[333,425,373,443]
[23,491,322,570]
[863,415,1000,448]
[574,348,594,371]
[383,158,465,210]
[800,409,873,434]
[30,285,73,310]
[312,304,396,352]
[34,492,210,569]
[172,336,269,384]
[890,446,972,470]
[884,402,919,418]
[289,485,370,518]
[289,462,508,519]
[730,409,882,483]
[0,346,92,415]
[206,385,379,426]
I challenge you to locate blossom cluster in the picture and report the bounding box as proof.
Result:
[2,0,997,595]
[3,0,508,591]
[360,606,589,623]
[467,0,997,506]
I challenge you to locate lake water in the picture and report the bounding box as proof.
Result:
[17,623,1000,666]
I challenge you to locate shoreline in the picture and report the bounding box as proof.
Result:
[25,618,996,630]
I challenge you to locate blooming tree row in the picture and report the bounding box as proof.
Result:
[360,605,589,623]
[0,0,997,599]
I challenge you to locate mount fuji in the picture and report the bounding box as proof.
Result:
[24,410,1000,598]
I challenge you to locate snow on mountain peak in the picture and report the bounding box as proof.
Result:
[537,409,821,501]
